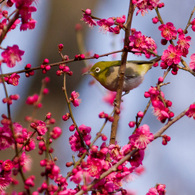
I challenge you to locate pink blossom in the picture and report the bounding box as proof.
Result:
[70,91,81,107]
[160,44,181,68]
[158,22,177,40]
[97,18,114,32]
[26,94,39,105]
[129,124,154,149]
[69,124,91,153]
[129,29,157,58]
[25,175,35,189]
[0,124,14,150]
[132,0,160,16]
[81,9,97,27]
[70,170,85,184]
[103,91,116,106]
[51,127,62,139]
[4,73,20,86]
[156,184,166,195]
[146,187,158,195]
[14,123,35,151]
[191,18,195,31]
[153,101,170,123]
[58,189,77,195]
[189,53,195,71]
[185,104,195,119]
[35,121,47,136]
[14,0,37,31]
[1,45,24,68]
[177,32,191,57]
[13,152,32,173]
[87,157,103,178]
[145,87,173,123]
[0,160,13,192]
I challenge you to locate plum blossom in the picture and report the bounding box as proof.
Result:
[81,9,96,27]
[144,86,174,123]
[177,32,191,57]
[160,44,182,70]
[158,22,177,40]
[129,29,157,58]
[132,0,161,15]
[185,104,195,119]
[189,53,195,71]
[70,91,81,107]
[129,124,154,150]
[1,45,24,68]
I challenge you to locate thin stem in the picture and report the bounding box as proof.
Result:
[154,103,193,139]
[63,73,86,149]
[184,6,195,33]
[0,49,123,77]
[0,67,30,194]
[0,10,19,45]
[155,7,164,24]
[75,148,138,195]
[75,102,194,195]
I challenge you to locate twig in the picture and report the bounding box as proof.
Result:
[75,148,138,195]
[184,6,195,33]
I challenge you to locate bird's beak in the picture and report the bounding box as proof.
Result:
[82,70,91,76]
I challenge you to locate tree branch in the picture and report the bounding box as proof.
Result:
[110,0,135,144]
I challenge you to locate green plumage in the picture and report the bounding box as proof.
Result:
[88,57,160,92]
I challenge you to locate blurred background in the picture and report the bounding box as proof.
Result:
[1,0,195,194]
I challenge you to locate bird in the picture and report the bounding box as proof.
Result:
[85,56,161,93]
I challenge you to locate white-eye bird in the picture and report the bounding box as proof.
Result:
[86,56,160,93]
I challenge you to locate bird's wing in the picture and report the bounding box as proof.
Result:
[124,66,139,78]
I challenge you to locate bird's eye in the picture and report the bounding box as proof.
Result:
[95,67,101,73]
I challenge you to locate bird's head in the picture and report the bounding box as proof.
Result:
[85,61,119,85]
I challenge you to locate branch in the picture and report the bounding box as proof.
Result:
[75,148,138,195]
[0,10,19,45]
[154,103,193,139]
[110,0,135,144]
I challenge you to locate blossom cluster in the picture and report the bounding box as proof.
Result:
[81,9,126,34]
[144,86,174,123]
[66,124,154,194]
[128,29,157,58]
[0,1,195,194]
[132,0,164,16]
[157,22,191,74]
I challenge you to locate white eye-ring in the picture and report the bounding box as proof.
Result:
[95,67,101,73]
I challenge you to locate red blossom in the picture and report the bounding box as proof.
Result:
[190,18,195,31]
[26,94,39,105]
[1,45,24,68]
[129,124,154,150]
[4,73,20,86]
[145,86,173,123]
[132,0,161,15]
[160,44,182,69]
[15,0,37,31]
[177,32,191,57]
[129,29,157,58]
[185,104,195,119]
[103,91,116,106]
[69,124,91,153]
[189,53,195,71]
[51,127,62,139]
[81,9,97,27]
[146,187,158,195]
[158,22,177,41]
[0,160,13,192]
[70,91,81,107]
